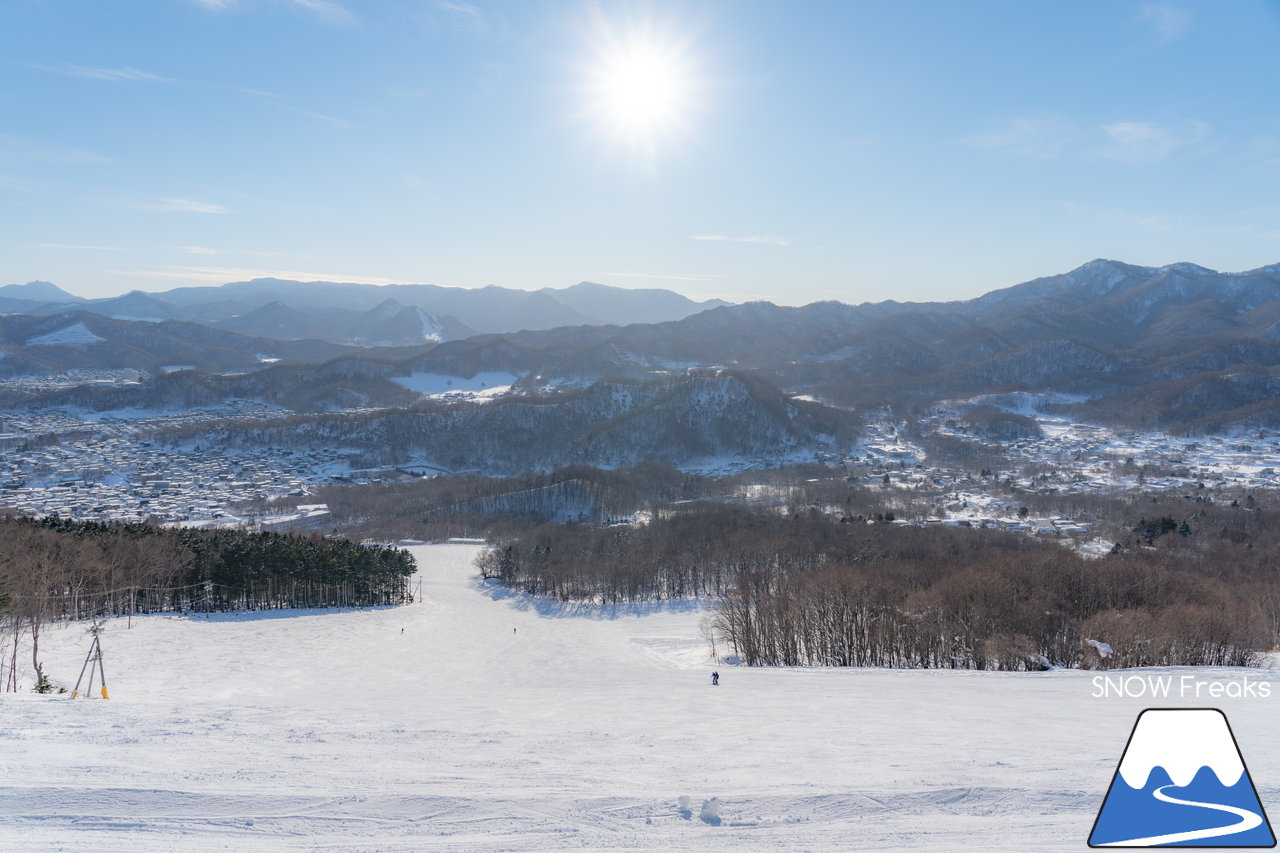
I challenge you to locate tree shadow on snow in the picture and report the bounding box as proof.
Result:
[473,576,706,621]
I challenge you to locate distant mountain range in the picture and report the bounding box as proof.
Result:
[0,311,372,380]
[383,259,1280,432]
[7,260,1280,471]
[0,278,730,345]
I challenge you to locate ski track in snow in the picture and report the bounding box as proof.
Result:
[3,543,1279,851]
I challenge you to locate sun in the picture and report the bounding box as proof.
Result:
[580,15,699,157]
[592,42,686,136]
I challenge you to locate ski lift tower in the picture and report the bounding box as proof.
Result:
[71,621,109,700]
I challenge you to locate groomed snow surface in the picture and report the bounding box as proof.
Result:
[4,543,1280,851]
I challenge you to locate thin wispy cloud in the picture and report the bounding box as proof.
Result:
[178,246,292,257]
[32,63,174,83]
[428,0,492,33]
[604,271,726,282]
[118,265,406,285]
[191,0,354,25]
[289,0,355,25]
[0,133,111,166]
[30,243,128,251]
[141,198,233,214]
[1099,119,1211,162]
[968,115,1210,163]
[275,103,351,128]
[1137,3,1192,45]
[1101,121,1178,161]
[421,0,503,38]
[234,88,351,128]
[431,0,485,21]
[964,114,1080,159]
[694,234,792,247]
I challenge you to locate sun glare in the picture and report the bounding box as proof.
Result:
[581,15,699,159]
[595,44,684,133]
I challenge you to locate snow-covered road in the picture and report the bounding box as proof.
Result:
[3,542,1279,850]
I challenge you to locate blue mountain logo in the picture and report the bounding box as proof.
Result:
[1090,708,1275,847]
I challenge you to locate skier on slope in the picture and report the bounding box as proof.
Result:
[711,671,719,686]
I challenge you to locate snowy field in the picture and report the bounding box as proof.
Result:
[4,542,1280,851]
[390,372,518,399]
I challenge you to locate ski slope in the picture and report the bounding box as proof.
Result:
[3,542,1280,851]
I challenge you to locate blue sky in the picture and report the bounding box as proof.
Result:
[3,0,1279,305]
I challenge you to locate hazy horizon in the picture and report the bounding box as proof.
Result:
[8,254,1280,310]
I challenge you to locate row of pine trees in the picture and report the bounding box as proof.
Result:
[0,516,415,692]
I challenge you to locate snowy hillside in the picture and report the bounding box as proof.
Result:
[3,542,1279,851]
[25,321,103,348]
[212,373,856,472]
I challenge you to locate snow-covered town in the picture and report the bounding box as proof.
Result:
[0,403,348,528]
[4,388,1280,541]
[839,411,1280,552]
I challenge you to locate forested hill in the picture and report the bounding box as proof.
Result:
[175,372,860,474]
[480,503,1271,671]
[0,516,415,620]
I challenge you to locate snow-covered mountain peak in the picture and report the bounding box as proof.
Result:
[0,280,82,302]
[1162,261,1217,276]
[1061,258,1151,290]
